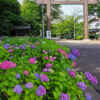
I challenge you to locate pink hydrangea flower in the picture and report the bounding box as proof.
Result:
[64,53,69,59]
[43,50,47,54]
[58,48,69,59]
[42,68,48,72]
[45,56,49,60]
[72,61,77,67]
[29,57,36,64]
[0,61,16,70]
[40,74,49,82]
[50,56,56,62]
[58,48,65,54]
[8,49,13,53]
[24,70,29,76]
[45,63,52,68]
[25,82,33,89]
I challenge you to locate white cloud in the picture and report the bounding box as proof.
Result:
[60,5,83,16]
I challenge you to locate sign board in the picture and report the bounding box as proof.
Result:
[46,31,51,39]
[36,0,98,4]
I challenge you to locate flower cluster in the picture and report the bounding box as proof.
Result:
[36,85,46,96]
[29,57,37,64]
[0,61,16,70]
[58,48,69,58]
[85,72,98,85]
[0,38,98,100]
[40,74,49,82]
[60,93,70,100]
[69,71,76,78]
[77,82,87,91]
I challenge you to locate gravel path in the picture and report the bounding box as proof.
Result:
[56,40,100,100]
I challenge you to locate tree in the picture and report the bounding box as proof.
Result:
[51,16,84,39]
[21,0,62,36]
[88,2,100,17]
[0,0,21,35]
[21,0,42,35]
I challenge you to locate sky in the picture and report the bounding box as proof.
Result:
[18,0,83,16]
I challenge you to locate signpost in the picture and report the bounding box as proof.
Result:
[35,0,98,39]
[46,30,51,39]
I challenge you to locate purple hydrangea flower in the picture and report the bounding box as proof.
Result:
[25,82,33,89]
[40,74,49,82]
[85,72,98,85]
[91,76,98,85]
[42,68,48,72]
[19,44,26,50]
[8,49,13,53]
[60,93,70,100]
[36,85,46,96]
[69,53,76,61]
[50,56,56,62]
[35,73,40,79]
[71,48,80,57]
[13,85,23,94]
[85,93,92,100]
[45,63,52,68]
[31,45,35,48]
[16,73,21,79]
[69,71,76,78]
[77,82,87,91]
[3,44,10,49]
[42,50,47,54]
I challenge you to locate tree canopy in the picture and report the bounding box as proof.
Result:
[88,2,100,17]
[21,0,42,35]
[0,0,22,35]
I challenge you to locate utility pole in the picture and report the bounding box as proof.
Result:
[74,16,76,40]
[41,4,45,38]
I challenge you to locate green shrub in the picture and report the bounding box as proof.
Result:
[0,37,98,100]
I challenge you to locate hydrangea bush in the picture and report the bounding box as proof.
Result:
[0,38,98,100]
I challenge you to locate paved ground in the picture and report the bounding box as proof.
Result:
[56,39,100,100]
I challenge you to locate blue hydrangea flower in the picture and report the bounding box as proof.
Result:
[85,93,92,100]
[71,48,80,57]
[66,67,71,71]
[16,74,21,79]
[69,53,76,61]
[3,44,10,49]
[35,73,40,80]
